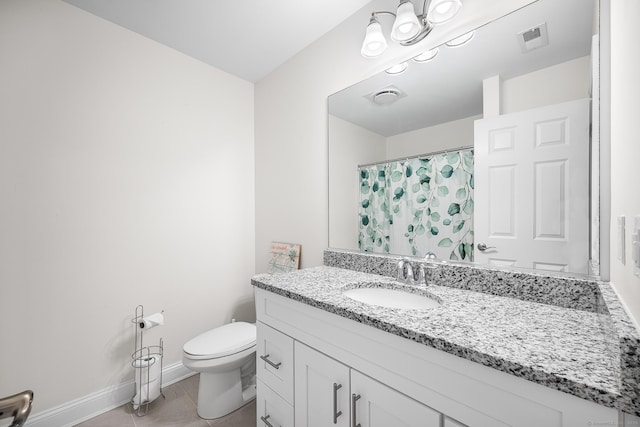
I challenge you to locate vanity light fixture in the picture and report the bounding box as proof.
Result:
[361,0,462,58]
[385,62,409,74]
[412,48,439,62]
[444,30,475,47]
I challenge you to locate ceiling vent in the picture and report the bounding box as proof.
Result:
[366,86,407,106]
[517,22,549,53]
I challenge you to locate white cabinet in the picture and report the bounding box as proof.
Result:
[351,369,441,427]
[256,322,295,427]
[255,288,618,427]
[294,342,443,427]
[257,379,294,427]
[256,321,294,403]
[294,342,350,427]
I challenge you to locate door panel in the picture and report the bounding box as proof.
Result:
[474,99,590,273]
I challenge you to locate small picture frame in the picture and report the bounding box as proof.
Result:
[268,242,301,274]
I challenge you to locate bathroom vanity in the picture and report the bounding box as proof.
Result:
[252,251,640,427]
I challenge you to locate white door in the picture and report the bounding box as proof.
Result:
[350,370,441,427]
[474,99,590,274]
[294,342,350,427]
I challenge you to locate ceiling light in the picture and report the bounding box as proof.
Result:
[361,0,463,59]
[391,1,421,42]
[385,62,408,75]
[427,0,462,24]
[361,16,389,58]
[445,30,474,47]
[412,48,439,62]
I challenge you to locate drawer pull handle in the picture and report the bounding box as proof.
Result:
[333,383,343,424]
[260,354,282,370]
[351,393,361,427]
[260,414,280,427]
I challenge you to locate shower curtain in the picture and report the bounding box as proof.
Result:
[358,149,474,261]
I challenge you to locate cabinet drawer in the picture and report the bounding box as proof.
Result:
[257,379,294,427]
[257,321,294,403]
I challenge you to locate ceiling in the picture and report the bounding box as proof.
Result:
[328,0,594,137]
[62,0,372,82]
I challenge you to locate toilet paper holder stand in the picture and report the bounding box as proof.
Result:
[130,304,164,417]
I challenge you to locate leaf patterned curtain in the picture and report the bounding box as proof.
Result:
[358,149,474,262]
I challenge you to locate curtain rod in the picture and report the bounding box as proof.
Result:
[357,145,474,169]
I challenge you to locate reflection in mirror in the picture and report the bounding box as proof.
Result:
[328,0,599,276]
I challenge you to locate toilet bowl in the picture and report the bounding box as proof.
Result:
[183,322,256,419]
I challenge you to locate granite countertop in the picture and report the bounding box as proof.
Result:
[252,265,621,410]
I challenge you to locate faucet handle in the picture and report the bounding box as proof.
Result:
[397,259,407,281]
[414,264,425,284]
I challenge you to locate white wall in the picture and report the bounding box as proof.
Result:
[0,0,255,415]
[609,0,640,326]
[386,115,480,159]
[501,56,591,114]
[329,115,386,250]
[255,0,537,271]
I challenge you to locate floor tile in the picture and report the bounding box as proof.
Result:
[75,376,256,427]
[133,383,208,427]
[74,404,135,427]
[208,400,256,427]
[178,373,200,406]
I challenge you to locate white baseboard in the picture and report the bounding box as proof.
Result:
[25,362,194,427]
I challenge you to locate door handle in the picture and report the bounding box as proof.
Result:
[333,383,342,424]
[351,394,361,427]
[477,243,496,252]
[259,354,282,370]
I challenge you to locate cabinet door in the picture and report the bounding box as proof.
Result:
[295,342,350,427]
[257,379,294,427]
[351,370,441,427]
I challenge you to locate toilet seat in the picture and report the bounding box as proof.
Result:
[184,322,256,360]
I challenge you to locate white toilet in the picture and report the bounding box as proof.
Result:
[182,321,256,419]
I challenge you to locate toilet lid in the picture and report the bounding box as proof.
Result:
[184,322,256,359]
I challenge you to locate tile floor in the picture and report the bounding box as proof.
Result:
[74,375,256,427]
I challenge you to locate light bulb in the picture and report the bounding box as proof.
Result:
[361,17,388,58]
[427,0,462,24]
[412,48,439,63]
[445,30,474,47]
[385,62,408,75]
[391,1,421,42]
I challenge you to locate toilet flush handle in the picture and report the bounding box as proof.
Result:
[259,354,282,370]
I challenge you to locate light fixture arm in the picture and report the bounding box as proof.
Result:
[369,11,397,20]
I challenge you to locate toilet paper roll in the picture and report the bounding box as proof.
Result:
[139,312,164,330]
[132,378,161,409]
[132,355,162,409]
[134,355,161,384]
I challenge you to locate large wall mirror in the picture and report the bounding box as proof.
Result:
[328,0,601,277]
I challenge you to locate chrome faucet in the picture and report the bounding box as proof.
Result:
[397,258,410,282]
[397,258,426,286]
[397,257,440,286]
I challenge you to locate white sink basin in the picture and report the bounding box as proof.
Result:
[343,286,440,310]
